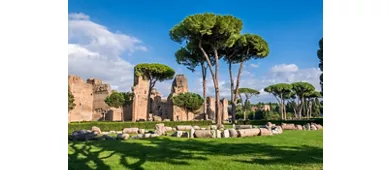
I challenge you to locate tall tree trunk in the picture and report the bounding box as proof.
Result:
[213,48,221,128]
[309,99,312,118]
[283,100,287,119]
[198,40,220,128]
[298,97,304,120]
[292,104,297,119]
[234,62,244,121]
[201,62,207,120]
[228,61,236,123]
[279,95,283,120]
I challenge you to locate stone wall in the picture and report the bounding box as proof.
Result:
[68,75,124,122]
[207,97,229,121]
[131,74,149,121]
[68,75,94,122]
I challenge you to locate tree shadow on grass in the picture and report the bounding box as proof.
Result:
[68,137,322,169]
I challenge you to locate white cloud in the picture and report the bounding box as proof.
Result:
[69,13,90,20]
[250,63,259,68]
[271,64,299,72]
[68,13,147,92]
[189,63,321,103]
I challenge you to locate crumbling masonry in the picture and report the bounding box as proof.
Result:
[68,74,228,122]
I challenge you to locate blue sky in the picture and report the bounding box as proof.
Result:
[68,0,323,103]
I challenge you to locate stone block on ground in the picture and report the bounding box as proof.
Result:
[116,131,123,134]
[216,130,221,138]
[176,125,193,131]
[164,127,173,132]
[210,125,217,130]
[281,123,296,130]
[109,130,116,134]
[259,128,273,136]
[155,123,165,136]
[190,128,195,138]
[163,119,171,122]
[194,130,213,138]
[153,115,162,122]
[151,134,159,138]
[315,124,323,130]
[211,130,217,138]
[296,125,303,130]
[201,128,206,130]
[193,126,201,130]
[91,126,102,135]
[304,123,311,130]
[143,133,152,138]
[310,125,317,130]
[228,129,238,138]
[138,129,145,134]
[222,129,230,138]
[271,126,283,134]
[101,132,109,135]
[237,128,261,137]
[123,128,139,134]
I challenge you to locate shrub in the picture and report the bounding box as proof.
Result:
[236,118,323,126]
[68,120,212,133]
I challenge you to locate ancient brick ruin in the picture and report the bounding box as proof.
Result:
[68,75,125,122]
[68,73,229,123]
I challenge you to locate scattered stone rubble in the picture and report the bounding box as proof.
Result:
[69,122,322,141]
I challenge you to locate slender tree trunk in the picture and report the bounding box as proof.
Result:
[147,79,156,121]
[283,100,286,120]
[228,61,235,123]
[292,104,297,119]
[213,48,221,128]
[233,62,245,122]
[298,97,304,120]
[309,99,312,118]
[198,40,220,128]
[201,62,207,120]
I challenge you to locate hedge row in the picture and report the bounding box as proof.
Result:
[236,118,323,126]
[68,120,213,133]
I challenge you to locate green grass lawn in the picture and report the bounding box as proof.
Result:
[68,130,323,170]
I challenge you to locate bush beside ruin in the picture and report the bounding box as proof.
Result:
[68,120,212,133]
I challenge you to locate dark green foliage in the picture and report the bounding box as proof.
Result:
[172,92,204,113]
[238,88,260,95]
[169,13,243,48]
[121,92,134,107]
[134,63,175,81]
[318,38,323,95]
[291,82,316,98]
[223,34,270,64]
[236,118,323,126]
[175,40,215,72]
[68,121,213,132]
[104,91,125,108]
[264,83,293,97]
[68,86,75,112]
